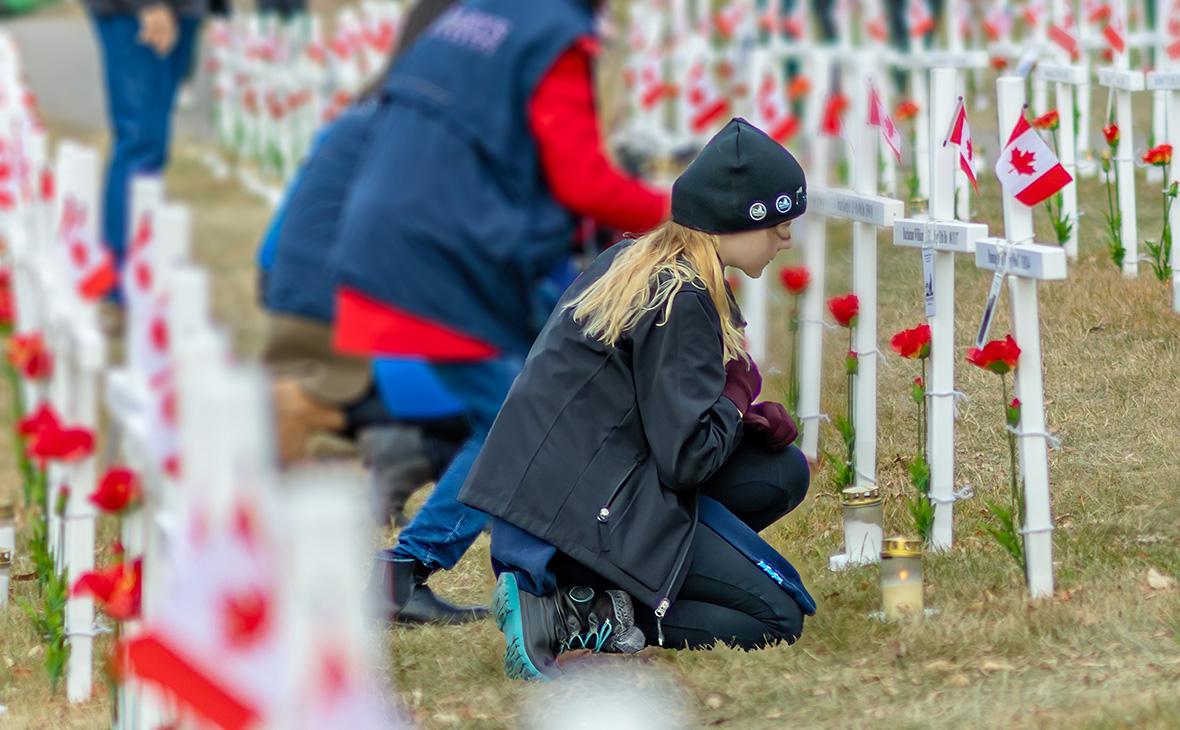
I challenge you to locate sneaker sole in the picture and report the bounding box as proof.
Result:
[492,573,548,682]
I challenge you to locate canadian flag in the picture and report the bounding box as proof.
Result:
[0,139,18,210]
[1084,0,1112,23]
[754,66,799,144]
[58,196,117,300]
[820,93,848,138]
[983,0,1013,41]
[1048,10,1079,58]
[994,113,1073,206]
[1103,9,1126,54]
[909,0,936,36]
[125,500,285,730]
[944,97,979,191]
[1024,0,1046,28]
[714,1,748,39]
[868,82,903,162]
[683,59,730,136]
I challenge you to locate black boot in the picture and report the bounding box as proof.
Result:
[369,557,489,625]
[493,572,646,680]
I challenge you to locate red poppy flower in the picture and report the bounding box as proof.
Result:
[788,75,811,101]
[1143,143,1173,167]
[89,467,142,514]
[1032,110,1060,130]
[7,332,53,380]
[17,403,62,439]
[966,334,1021,374]
[828,293,859,328]
[1103,123,1119,147]
[779,266,811,295]
[889,324,932,359]
[895,100,920,121]
[72,558,142,621]
[990,57,1009,71]
[27,424,94,464]
[0,287,13,327]
[725,274,741,293]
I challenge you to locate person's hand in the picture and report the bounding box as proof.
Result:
[138,3,178,57]
[742,401,797,451]
[720,357,761,415]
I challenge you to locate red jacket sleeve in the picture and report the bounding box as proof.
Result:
[528,40,670,234]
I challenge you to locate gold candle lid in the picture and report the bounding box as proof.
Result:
[0,549,10,566]
[882,536,924,558]
[841,486,882,506]
[0,500,14,519]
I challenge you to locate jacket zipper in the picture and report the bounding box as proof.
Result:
[596,461,641,553]
[653,499,698,647]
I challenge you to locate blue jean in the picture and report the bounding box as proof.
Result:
[91,14,200,274]
[381,355,524,570]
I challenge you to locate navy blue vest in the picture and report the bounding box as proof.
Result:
[330,0,594,356]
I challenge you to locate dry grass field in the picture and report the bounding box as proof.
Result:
[2,79,1180,728]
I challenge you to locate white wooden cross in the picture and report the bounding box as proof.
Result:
[811,54,905,517]
[891,68,988,551]
[1146,65,1180,312]
[1096,0,1145,276]
[45,141,107,703]
[1035,61,1088,259]
[976,76,1068,599]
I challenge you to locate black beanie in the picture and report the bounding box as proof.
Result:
[671,117,808,234]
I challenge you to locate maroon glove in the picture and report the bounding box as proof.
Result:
[743,401,798,451]
[721,358,762,414]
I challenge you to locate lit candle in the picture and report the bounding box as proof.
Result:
[881,536,924,620]
[842,487,883,565]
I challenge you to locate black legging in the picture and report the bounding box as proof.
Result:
[553,438,811,651]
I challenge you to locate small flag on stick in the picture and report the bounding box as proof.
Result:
[944,97,979,192]
[994,110,1073,206]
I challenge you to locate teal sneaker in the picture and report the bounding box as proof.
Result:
[493,573,646,681]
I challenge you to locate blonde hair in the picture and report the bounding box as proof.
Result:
[564,221,747,363]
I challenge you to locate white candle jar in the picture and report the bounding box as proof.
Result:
[0,549,10,609]
[841,487,883,565]
[881,536,924,621]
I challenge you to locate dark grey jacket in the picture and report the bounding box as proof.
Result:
[459,242,745,618]
[83,0,205,18]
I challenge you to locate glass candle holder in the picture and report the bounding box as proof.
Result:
[0,500,13,557]
[0,549,10,609]
[841,487,883,565]
[881,536,924,621]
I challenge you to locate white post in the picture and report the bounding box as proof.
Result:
[797,139,829,464]
[912,66,932,201]
[1146,67,1180,311]
[1037,63,1088,259]
[852,59,880,493]
[62,145,105,705]
[991,76,1061,599]
[1098,0,1144,276]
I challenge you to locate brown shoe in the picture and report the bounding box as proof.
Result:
[272,377,346,465]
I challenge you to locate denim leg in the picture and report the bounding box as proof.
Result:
[385,355,524,570]
[91,15,200,272]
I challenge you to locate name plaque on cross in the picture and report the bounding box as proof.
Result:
[893,218,987,254]
[1037,63,1088,85]
[1097,67,1146,92]
[810,188,904,226]
[975,238,1068,280]
[1146,71,1180,91]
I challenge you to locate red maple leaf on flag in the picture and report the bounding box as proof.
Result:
[1010,147,1036,175]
